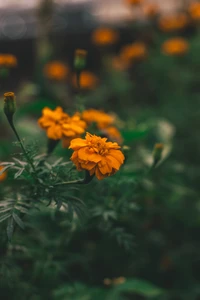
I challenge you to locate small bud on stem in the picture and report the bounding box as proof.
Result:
[3,92,16,121]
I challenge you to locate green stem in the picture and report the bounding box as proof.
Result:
[7,117,36,173]
[53,172,94,187]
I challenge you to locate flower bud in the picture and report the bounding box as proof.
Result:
[3,92,16,120]
[153,143,164,166]
[74,49,87,71]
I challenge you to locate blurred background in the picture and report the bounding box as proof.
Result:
[0,0,200,299]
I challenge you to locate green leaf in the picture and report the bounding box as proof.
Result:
[12,213,25,230]
[14,168,25,179]
[6,217,14,241]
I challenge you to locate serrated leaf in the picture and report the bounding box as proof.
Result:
[12,158,27,167]
[0,213,12,222]
[0,165,12,175]
[14,168,25,179]
[12,213,25,230]
[0,162,15,166]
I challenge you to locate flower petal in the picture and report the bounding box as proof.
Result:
[78,147,102,163]
[69,138,87,150]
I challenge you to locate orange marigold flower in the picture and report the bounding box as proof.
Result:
[0,166,7,182]
[91,28,119,46]
[44,61,69,81]
[82,109,114,129]
[38,107,68,140]
[0,54,17,67]
[189,2,200,21]
[120,42,147,63]
[69,133,125,180]
[102,126,123,144]
[72,71,98,90]
[38,107,86,141]
[158,13,189,32]
[162,38,189,56]
[125,0,142,5]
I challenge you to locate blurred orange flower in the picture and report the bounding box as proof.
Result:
[44,61,69,81]
[82,109,114,129]
[162,38,189,56]
[120,42,147,63]
[0,166,7,182]
[38,107,86,142]
[125,0,143,5]
[72,71,98,90]
[189,2,200,21]
[91,28,119,46]
[0,54,17,67]
[69,132,125,180]
[102,126,123,144]
[158,13,189,32]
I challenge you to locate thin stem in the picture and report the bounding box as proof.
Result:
[8,117,36,173]
[53,172,94,187]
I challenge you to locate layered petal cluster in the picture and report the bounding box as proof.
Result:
[69,133,125,180]
[38,107,86,141]
[62,114,87,148]
[82,109,115,129]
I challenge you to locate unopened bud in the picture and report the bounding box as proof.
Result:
[3,92,16,120]
[153,143,164,166]
[74,49,87,71]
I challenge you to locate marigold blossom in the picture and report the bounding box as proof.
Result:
[91,28,119,46]
[62,113,87,148]
[158,13,189,32]
[82,109,115,129]
[44,61,69,81]
[38,107,86,141]
[189,2,200,21]
[0,166,7,182]
[72,71,98,90]
[162,38,189,56]
[120,42,147,64]
[0,54,17,67]
[69,133,125,180]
